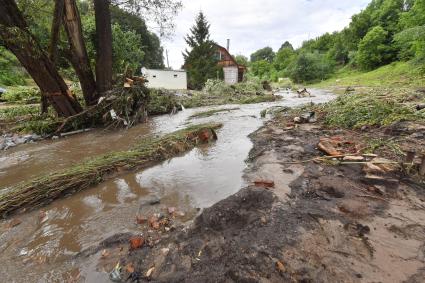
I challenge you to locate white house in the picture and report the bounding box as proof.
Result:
[141,68,187,90]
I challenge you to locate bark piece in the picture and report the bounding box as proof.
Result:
[318,139,341,156]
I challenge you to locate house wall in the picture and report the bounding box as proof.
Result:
[223,66,238,85]
[142,69,187,90]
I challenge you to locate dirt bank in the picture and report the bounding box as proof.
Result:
[76,113,424,282]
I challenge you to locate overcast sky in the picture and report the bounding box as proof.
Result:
[159,0,371,69]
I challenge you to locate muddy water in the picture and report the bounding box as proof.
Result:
[0,90,335,282]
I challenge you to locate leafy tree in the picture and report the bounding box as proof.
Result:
[357,26,392,69]
[250,60,272,79]
[250,47,275,63]
[111,6,164,69]
[288,52,334,83]
[234,54,249,66]
[394,25,425,61]
[273,46,296,71]
[279,41,293,51]
[183,12,219,90]
[400,0,425,27]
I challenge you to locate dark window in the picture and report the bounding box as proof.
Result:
[174,74,178,78]
[153,75,157,78]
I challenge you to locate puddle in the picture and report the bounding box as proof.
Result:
[0,90,335,282]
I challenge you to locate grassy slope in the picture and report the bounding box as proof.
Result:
[311,61,425,89]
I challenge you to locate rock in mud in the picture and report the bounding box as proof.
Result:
[139,195,161,207]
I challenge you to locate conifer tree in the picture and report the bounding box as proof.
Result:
[183,12,219,90]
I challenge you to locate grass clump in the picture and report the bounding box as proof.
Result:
[321,90,425,129]
[0,123,222,217]
[189,107,240,119]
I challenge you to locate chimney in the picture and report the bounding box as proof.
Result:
[227,39,230,52]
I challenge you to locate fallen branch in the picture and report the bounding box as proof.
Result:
[0,123,222,217]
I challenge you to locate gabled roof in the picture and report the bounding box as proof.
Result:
[214,44,246,70]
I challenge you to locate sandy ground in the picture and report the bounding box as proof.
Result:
[69,115,425,282]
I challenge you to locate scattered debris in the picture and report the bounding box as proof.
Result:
[293,112,316,124]
[109,262,122,282]
[254,180,275,189]
[318,138,342,156]
[136,215,147,224]
[129,236,144,250]
[297,88,311,98]
[276,260,286,273]
[101,249,110,259]
[146,267,155,278]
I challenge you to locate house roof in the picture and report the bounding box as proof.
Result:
[214,44,246,70]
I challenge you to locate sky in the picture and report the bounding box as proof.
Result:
[159,0,371,69]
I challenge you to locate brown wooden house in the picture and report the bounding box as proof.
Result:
[214,44,246,84]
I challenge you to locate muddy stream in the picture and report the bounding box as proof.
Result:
[0,90,335,282]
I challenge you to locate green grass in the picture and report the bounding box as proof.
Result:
[0,105,40,120]
[311,61,425,88]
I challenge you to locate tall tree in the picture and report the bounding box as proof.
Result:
[0,0,82,117]
[183,12,218,90]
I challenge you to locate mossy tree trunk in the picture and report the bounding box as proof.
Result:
[0,0,82,117]
[94,0,113,94]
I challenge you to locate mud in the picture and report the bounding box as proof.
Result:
[86,116,425,282]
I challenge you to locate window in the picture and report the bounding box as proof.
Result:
[174,74,178,78]
[152,75,157,78]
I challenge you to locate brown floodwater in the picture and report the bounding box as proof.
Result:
[0,90,335,282]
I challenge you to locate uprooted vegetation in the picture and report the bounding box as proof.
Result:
[178,79,279,108]
[0,123,221,217]
[319,88,425,129]
[189,107,240,119]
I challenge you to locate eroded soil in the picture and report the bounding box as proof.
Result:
[75,115,425,282]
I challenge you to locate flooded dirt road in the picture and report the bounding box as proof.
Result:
[0,90,335,282]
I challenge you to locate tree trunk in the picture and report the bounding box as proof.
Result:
[43,0,65,114]
[0,0,82,117]
[63,0,98,106]
[94,0,113,94]
[49,0,65,64]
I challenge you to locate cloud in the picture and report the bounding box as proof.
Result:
[157,0,370,69]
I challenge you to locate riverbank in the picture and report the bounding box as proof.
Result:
[74,89,425,282]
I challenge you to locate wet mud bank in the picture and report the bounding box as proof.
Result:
[94,117,425,282]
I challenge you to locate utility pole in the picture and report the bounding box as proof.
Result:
[166,49,170,69]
